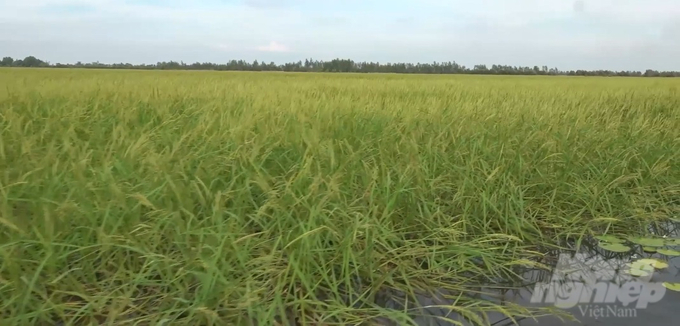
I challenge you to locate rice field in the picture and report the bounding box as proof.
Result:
[1,68,679,325]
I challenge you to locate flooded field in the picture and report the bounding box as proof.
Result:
[370,222,680,325]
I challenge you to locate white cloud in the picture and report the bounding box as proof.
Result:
[256,41,290,52]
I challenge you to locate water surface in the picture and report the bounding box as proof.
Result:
[374,223,680,326]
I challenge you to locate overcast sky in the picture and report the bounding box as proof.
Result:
[0,0,678,71]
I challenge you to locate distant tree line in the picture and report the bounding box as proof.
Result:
[1,55,679,77]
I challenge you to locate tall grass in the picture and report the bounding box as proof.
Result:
[1,68,679,325]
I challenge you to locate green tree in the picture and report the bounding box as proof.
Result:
[1,56,14,67]
[21,56,45,67]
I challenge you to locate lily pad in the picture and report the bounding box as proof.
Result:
[628,237,666,247]
[642,247,657,253]
[598,242,631,253]
[656,249,680,256]
[663,282,680,292]
[594,235,624,243]
[667,238,680,246]
[627,259,657,277]
[626,268,651,277]
[632,258,669,270]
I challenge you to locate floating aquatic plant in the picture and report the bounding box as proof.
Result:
[598,242,631,253]
[625,258,668,277]
[663,283,680,292]
[642,247,657,253]
[632,258,669,270]
[628,237,666,247]
[656,249,680,256]
[626,268,651,277]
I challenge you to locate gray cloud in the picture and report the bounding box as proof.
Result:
[0,0,678,71]
[573,0,585,13]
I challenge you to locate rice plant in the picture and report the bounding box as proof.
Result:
[0,69,679,325]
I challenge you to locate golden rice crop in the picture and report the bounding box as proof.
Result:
[1,68,679,325]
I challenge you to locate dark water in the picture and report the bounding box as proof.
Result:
[373,223,680,326]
